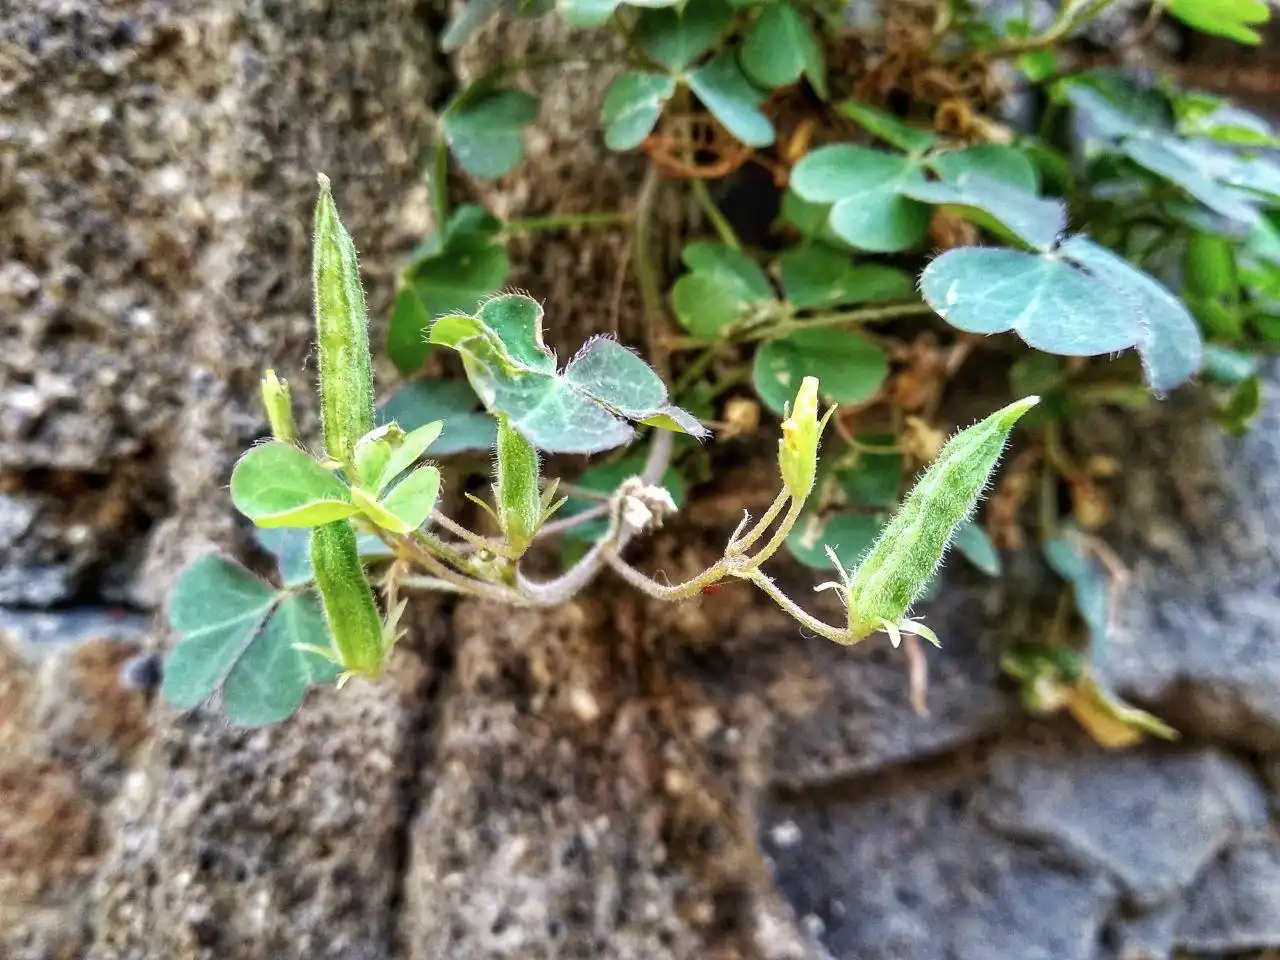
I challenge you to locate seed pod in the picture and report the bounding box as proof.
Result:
[845,397,1039,640]
[493,414,541,556]
[309,519,385,677]
[313,174,375,465]
[261,369,297,444]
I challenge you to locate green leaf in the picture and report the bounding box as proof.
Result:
[1200,344,1258,384]
[670,242,775,337]
[837,101,935,153]
[377,420,444,491]
[928,144,1039,193]
[635,0,733,71]
[377,379,497,455]
[790,145,929,252]
[602,72,676,150]
[442,88,540,180]
[786,510,884,570]
[900,172,1065,250]
[563,336,668,416]
[1044,531,1109,647]
[389,208,509,374]
[1219,374,1262,435]
[952,518,1001,576]
[778,245,914,309]
[1058,236,1204,392]
[834,441,902,508]
[557,0,679,27]
[1184,232,1238,299]
[687,55,775,147]
[740,3,816,89]
[1166,0,1269,44]
[230,443,358,528]
[1056,70,1172,142]
[380,465,441,531]
[1018,49,1057,82]
[919,247,1144,356]
[441,0,506,52]
[753,328,888,415]
[162,555,339,726]
[1122,136,1260,227]
[558,451,687,543]
[255,528,315,588]
[432,294,707,453]
[683,242,774,298]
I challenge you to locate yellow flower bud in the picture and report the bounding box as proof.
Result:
[778,376,833,501]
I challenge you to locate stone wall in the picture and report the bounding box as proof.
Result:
[4,1,1280,958]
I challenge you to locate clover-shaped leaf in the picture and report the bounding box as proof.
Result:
[442,88,540,180]
[431,293,709,453]
[900,172,1066,250]
[790,145,929,251]
[753,328,888,415]
[231,443,359,528]
[1057,69,1173,143]
[1122,136,1261,227]
[635,0,733,71]
[928,144,1039,193]
[837,100,935,153]
[162,554,341,727]
[671,242,776,337]
[602,72,677,150]
[688,54,775,147]
[778,245,914,310]
[920,246,1144,357]
[740,3,818,89]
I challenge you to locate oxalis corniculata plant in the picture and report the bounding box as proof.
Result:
[162,177,1038,725]
[162,0,1279,739]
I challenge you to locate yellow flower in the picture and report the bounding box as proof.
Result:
[778,377,833,501]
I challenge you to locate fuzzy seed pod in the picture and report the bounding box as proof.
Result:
[845,397,1039,640]
[261,369,297,444]
[313,174,375,465]
[309,519,384,677]
[494,414,541,555]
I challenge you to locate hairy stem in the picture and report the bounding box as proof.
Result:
[690,178,741,250]
[745,570,852,644]
[504,210,632,234]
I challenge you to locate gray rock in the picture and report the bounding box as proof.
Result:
[764,753,1117,960]
[980,736,1269,907]
[1176,842,1280,954]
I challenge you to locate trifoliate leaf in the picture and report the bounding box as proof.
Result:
[1056,69,1172,143]
[740,3,815,89]
[753,328,888,414]
[162,554,340,726]
[432,294,707,453]
[778,245,914,309]
[671,242,775,337]
[790,145,929,252]
[230,443,358,528]
[837,100,935,153]
[376,421,444,491]
[255,528,316,588]
[1122,135,1260,227]
[602,72,676,150]
[442,88,540,180]
[919,247,1144,356]
[687,55,775,147]
[900,172,1065,250]
[635,0,733,71]
[377,379,497,455]
[683,242,774,298]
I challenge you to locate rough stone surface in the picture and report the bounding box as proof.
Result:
[7,0,1280,957]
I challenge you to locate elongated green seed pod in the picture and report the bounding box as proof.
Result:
[261,369,297,444]
[845,397,1039,640]
[313,174,375,465]
[309,519,385,677]
[494,414,541,555]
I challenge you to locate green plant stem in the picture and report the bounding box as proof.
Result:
[742,495,807,572]
[430,509,514,558]
[948,0,1116,59]
[744,302,936,343]
[728,489,790,553]
[398,575,473,594]
[503,210,633,234]
[690,179,741,250]
[537,503,612,537]
[381,529,527,605]
[745,569,851,643]
[431,140,449,229]
[633,164,671,379]
[671,344,721,398]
